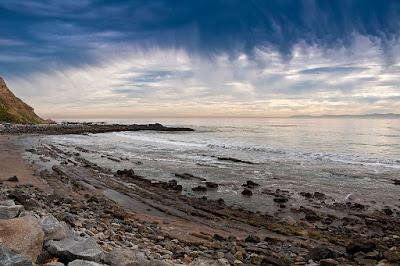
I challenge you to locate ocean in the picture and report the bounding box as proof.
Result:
[27,117,400,213]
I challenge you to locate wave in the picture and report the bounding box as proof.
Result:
[111,132,207,148]
[207,143,400,169]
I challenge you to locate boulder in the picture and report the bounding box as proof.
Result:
[68,260,106,266]
[306,246,339,261]
[0,244,33,266]
[273,196,288,203]
[0,200,24,219]
[243,180,260,188]
[46,236,103,263]
[346,239,376,254]
[7,176,19,182]
[391,179,400,185]
[241,188,253,196]
[313,192,326,200]
[244,235,260,243]
[205,182,219,189]
[192,186,207,192]
[103,248,149,266]
[40,214,71,241]
[115,169,136,178]
[0,215,44,262]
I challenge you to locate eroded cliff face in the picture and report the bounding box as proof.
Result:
[0,77,43,124]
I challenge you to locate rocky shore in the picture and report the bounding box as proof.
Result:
[0,135,399,265]
[0,123,194,135]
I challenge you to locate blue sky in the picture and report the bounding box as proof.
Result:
[1,0,400,118]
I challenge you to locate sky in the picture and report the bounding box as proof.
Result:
[1,0,400,118]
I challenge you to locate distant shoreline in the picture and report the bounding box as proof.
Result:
[290,113,400,119]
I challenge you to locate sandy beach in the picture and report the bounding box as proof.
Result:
[0,135,48,190]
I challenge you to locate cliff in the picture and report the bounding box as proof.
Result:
[0,77,43,124]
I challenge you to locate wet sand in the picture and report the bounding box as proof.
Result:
[0,135,48,190]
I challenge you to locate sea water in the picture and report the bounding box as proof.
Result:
[32,117,400,212]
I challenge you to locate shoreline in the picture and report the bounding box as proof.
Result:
[0,123,194,135]
[0,134,399,265]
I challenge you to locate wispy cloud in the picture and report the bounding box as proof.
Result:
[6,35,400,118]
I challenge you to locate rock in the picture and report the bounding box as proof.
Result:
[365,250,380,259]
[147,260,171,266]
[384,247,400,262]
[304,211,320,222]
[68,260,105,266]
[313,192,326,200]
[354,258,377,265]
[391,179,400,185]
[7,176,19,182]
[243,180,260,188]
[306,246,338,261]
[0,215,44,262]
[44,263,65,266]
[346,239,376,254]
[273,196,288,203]
[0,244,34,266]
[0,200,24,219]
[319,258,339,265]
[115,169,136,178]
[162,180,182,191]
[46,236,103,263]
[213,234,225,241]
[40,214,71,241]
[299,192,312,198]
[245,235,260,243]
[175,173,206,181]
[260,254,291,266]
[191,258,230,266]
[205,182,219,189]
[241,188,253,197]
[103,248,149,266]
[233,251,243,260]
[192,186,207,192]
[348,202,365,210]
[383,207,393,215]
[216,156,254,164]
[0,200,16,206]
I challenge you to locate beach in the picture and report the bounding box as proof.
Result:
[0,120,399,265]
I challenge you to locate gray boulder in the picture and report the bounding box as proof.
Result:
[40,214,71,241]
[46,237,103,263]
[44,262,65,266]
[0,200,24,219]
[68,260,106,266]
[103,248,149,266]
[0,244,33,266]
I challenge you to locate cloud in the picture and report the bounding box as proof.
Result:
[4,35,399,118]
[1,1,400,117]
